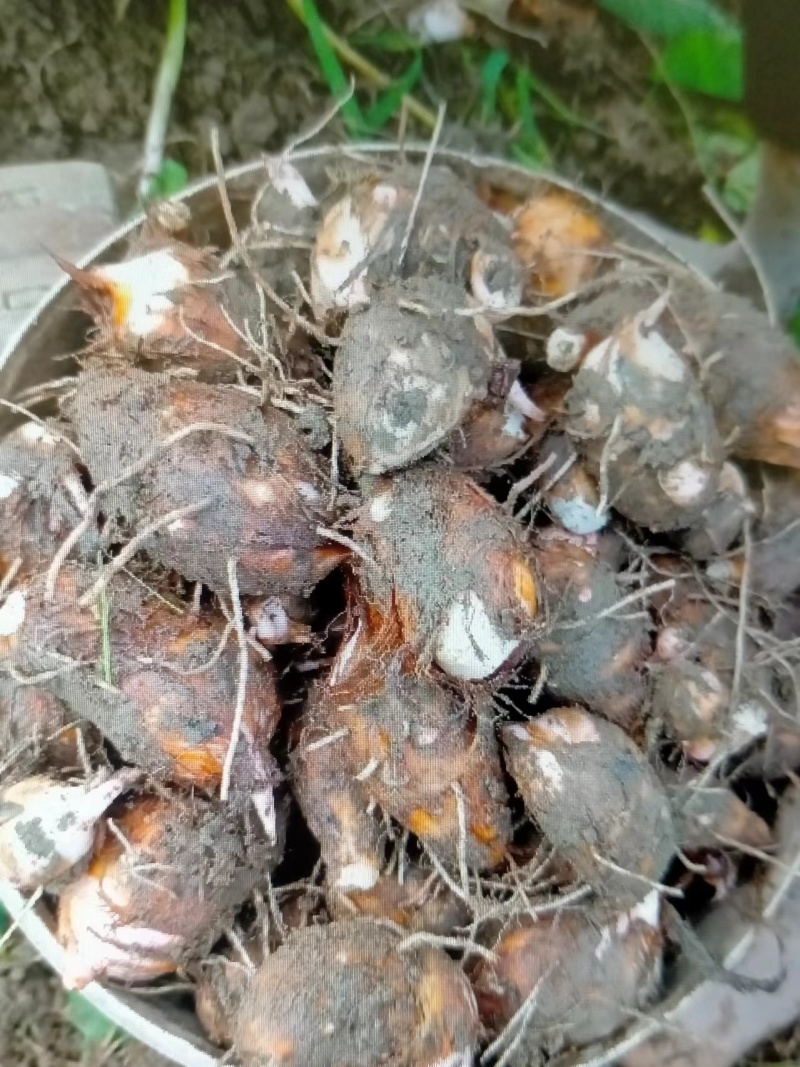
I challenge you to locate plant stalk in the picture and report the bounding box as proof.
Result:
[139,0,188,202]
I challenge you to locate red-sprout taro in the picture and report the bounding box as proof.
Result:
[294,596,512,888]
[311,164,523,318]
[60,237,262,379]
[565,296,724,531]
[333,278,496,476]
[57,793,282,989]
[472,894,662,1060]
[501,707,676,905]
[0,562,281,824]
[355,466,539,682]
[531,531,648,729]
[63,364,346,598]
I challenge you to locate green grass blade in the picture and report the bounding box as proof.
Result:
[480,49,510,125]
[300,0,364,132]
[514,66,536,138]
[65,992,121,1048]
[597,0,734,38]
[363,53,423,131]
[522,66,604,136]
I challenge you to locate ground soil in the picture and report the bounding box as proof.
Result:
[0,0,721,228]
[0,931,173,1067]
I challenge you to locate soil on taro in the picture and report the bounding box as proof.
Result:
[0,1,784,1066]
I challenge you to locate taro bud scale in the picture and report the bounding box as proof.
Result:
[473,893,662,1059]
[232,921,481,1067]
[0,562,281,817]
[356,467,539,680]
[0,768,138,890]
[502,707,676,904]
[565,296,724,530]
[333,278,495,475]
[63,364,345,597]
[59,238,260,378]
[57,794,282,989]
[310,164,523,318]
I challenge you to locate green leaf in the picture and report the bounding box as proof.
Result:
[65,992,120,1047]
[480,49,510,125]
[301,0,364,133]
[597,0,733,38]
[507,69,550,165]
[363,53,423,131]
[150,158,189,198]
[0,905,9,938]
[656,27,743,101]
[510,139,549,170]
[521,66,602,135]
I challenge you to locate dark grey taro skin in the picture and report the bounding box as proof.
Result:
[333,278,493,475]
[502,708,677,907]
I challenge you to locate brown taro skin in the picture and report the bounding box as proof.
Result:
[0,421,96,578]
[355,466,538,682]
[0,679,97,770]
[57,795,281,989]
[232,921,481,1067]
[668,277,800,470]
[294,598,512,886]
[501,707,676,906]
[531,533,648,731]
[63,364,345,598]
[330,867,471,935]
[472,900,662,1059]
[0,562,280,797]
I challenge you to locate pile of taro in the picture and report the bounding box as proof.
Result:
[1,153,800,1067]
